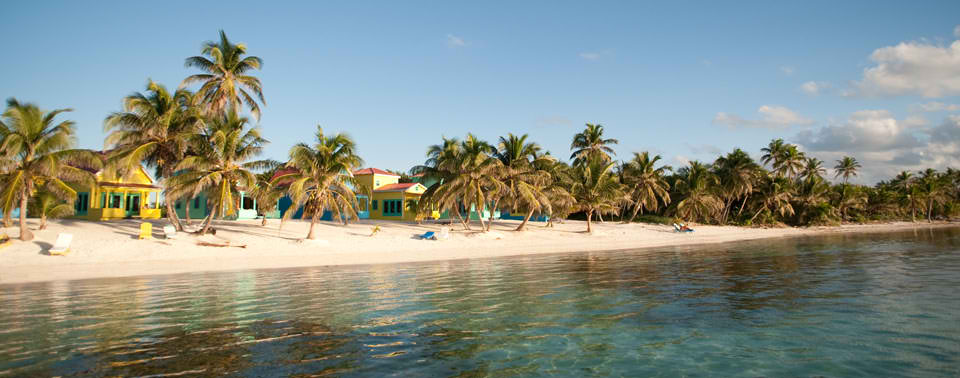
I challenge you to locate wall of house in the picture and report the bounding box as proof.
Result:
[69,166,162,220]
[355,173,399,193]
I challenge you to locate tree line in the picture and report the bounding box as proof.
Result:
[3,32,959,242]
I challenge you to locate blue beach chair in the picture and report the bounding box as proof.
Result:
[673,223,694,233]
[420,231,436,240]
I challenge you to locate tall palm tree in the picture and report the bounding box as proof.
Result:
[250,164,284,226]
[622,151,672,223]
[760,138,787,170]
[893,171,919,221]
[776,145,806,179]
[713,148,759,223]
[166,112,270,235]
[104,80,202,231]
[570,123,618,165]
[569,157,624,233]
[431,134,503,231]
[271,126,364,239]
[536,156,576,228]
[673,161,723,223]
[834,156,861,184]
[0,99,100,241]
[411,137,474,229]
[918,168,948,222]
[181,30,265,120]
[493,133,553,231]
[801,157,826,182]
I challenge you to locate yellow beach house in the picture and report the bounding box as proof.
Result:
[70,162,162,220]
[353,168,436,221]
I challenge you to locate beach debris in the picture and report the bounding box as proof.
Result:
[196,241,247,248]
[370,225,382,237]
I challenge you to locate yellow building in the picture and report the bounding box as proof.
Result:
[70,164,162,220]
[353,168,436,221]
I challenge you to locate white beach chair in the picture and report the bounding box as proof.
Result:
[163,225,177,239]
[437,226,450,240]
[49,233,73,256]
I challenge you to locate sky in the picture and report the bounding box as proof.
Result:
[3,1,960,184]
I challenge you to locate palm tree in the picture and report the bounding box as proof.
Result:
[0,98,100,241]
[834,156,861,184]
[776,145,805,179]
[570,123,618,165]
[673,161,723,223]
[918,168,948,222]
[431,134,502,231]
[795,175,834,224]
[493,133,553,231]
[893,171,920,221]
[713,148,758,223]
[104,80,202,231]
[271,126,364,240]
[749,176,795,224]
[801,157,826,182]
[537,156,576,228]
[569,157,624,233]
[166,112,269,235]
[412,137,474,229]
[833,184,867,221]
[31,190,75,230]
[250,165,284,226]
[622,151,672,223]
[760,138,787,170]
[181,30,265,120]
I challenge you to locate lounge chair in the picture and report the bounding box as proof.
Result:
[163,225,177,239]
[673,223,694,233]
[420,231,436,240]
[138,223,152,240]
[49,233,73,256]
[437,227,450,240]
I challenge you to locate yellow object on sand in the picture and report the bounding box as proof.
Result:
[0,235,10,250]
[138,223,152,240]
[49,233,72,256]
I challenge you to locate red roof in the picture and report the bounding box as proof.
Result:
[353,168,399,177]
[374,183,420,192]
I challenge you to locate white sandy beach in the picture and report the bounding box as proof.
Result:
[1,218,956,284]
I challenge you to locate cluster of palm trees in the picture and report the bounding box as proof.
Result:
[413,127,960,232]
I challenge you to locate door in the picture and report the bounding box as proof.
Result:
[125,194,141,217]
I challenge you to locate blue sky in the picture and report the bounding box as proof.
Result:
[3,1,960,184]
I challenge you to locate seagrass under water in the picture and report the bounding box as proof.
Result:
[1,227,958,376]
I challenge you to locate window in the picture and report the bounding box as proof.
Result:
[75,192,89,214]
[101,193,106,208]
[357,198,368,212]
[194,197,201,209]
[242,196,254,210]
[110,194,122,209]
[372,200,378,210]
[383,200,402,216]
[176,201,181,209]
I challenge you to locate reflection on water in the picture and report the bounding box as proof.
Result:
[1,227,959,376]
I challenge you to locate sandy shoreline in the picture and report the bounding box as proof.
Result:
[1,218,957,285]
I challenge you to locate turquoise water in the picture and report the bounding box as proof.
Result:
[1,227,959,377]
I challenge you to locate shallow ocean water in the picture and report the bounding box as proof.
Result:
[1,227,958,377]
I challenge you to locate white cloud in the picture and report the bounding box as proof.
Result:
[854,28,960,97]
[446,34,466,48]
[713,105,814,130]
[800,81,833,95]
[910,101,960,112]
[780,66,795,75]
[792,110,960,184]
[579,52,601,60]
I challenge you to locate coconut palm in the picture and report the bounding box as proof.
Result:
[893,171,920,221]
[918,168,948,222]
[795,175,834,224]
[104,80,202,231]
[673,161,723,223]
[569,157,624,233]
[249,164,284,226]
[834,156,861,184]
[493,133,554,231]
[431,134,503,231]
[0,98,100,241]
[181,30,265,120]
[760,138,787,170]
[570,123,618,165]
[713,148,759,223]
[622,151,672,223]
[535,156,575,228]
[749,176,795,224]
[271,126,364,239]
[31,190,74,230]
[833,184,867,221]
[166,112,270,235]
[776,145,806,179]
[801,157,826,182]
[411,137,474,229]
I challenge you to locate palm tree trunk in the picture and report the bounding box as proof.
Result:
[721,197,734,224]
[184,198,192,225]
[626,203,643,224]
[586,209,593,233]
[453,207,470,231]
[597,212,604,223]
[40,213,47,230]
[749,206,766,223]
[3,210,11,228]
[475,190,487,232]
[485,199,499,232]
[198,204,216,235]
[306,209,319,239]
[928,198,934,222]
[18,187,33,241]
[165,200,183,231]
[515,208,536,231]
[261,215,268,226]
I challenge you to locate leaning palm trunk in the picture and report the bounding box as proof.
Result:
[485,199,499,232]
[18,186,33,241]
[165,201,183,231]
[198,206,216,235]
[586,209,594,233]
[184,198,192,225]
[515,208,536,231]
[928,199,934,222]
[626,204,643,224]
[3,211,11,228]
[307,208,320,239]
[454,207,470,231]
